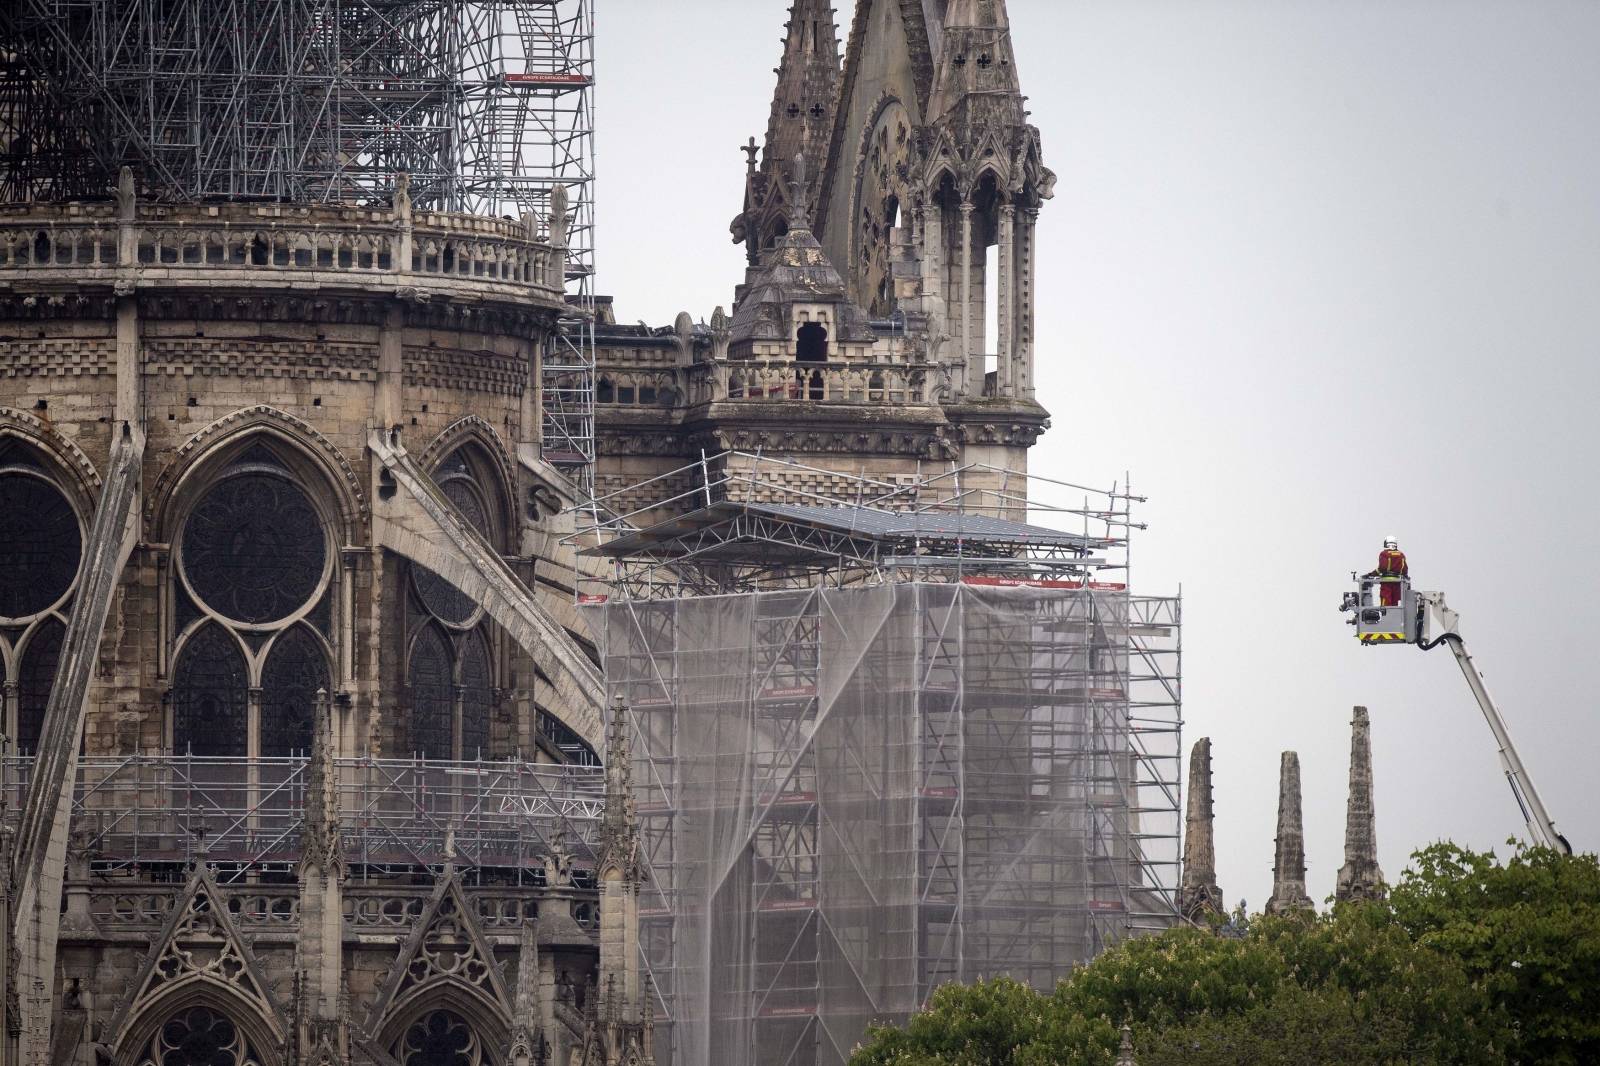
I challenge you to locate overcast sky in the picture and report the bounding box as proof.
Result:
[594,0,1600,910]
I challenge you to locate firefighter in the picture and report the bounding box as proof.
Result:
[1365,536,1408,607]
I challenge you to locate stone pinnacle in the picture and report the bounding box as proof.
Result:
[1179,737,1224,922]
[1265,751,1313,914]
[1335,706,1385,902]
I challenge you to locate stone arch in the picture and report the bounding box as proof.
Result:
[416,417,517,548]
[112,980,286,1066]
[0,405,101,512]
[150,405,366,545]
[374,982,512,1063]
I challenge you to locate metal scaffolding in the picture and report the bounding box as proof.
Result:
[0,0,598,482]
[588,461,1182,1066]
[0,754,605,880]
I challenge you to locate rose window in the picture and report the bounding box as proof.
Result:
[141,1007,256,1066]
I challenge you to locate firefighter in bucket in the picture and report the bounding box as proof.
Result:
[1365,536,1409,607]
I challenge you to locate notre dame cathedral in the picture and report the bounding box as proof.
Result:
[0,3,1051,1066]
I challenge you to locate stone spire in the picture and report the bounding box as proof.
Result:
[927,0,1027,128]
[595,694,644,1047]
[1265,751,1313,914]
[302,689,341,873]
[598,694,638,878]
[295,689,347,1066]
[508,917,541,1066]
[1179,737,1224,922]
[733,1,840,263]
[1336,706,1385,901]
[763,0,840,205]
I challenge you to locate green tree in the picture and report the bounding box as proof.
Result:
[851,896,1510,1065]
[1389,843,1600,1065]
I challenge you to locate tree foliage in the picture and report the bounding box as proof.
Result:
[1389,842,1600,1065]
[852,844,1600,1066]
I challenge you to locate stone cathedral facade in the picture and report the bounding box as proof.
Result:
[0,178,647,1066]
[0,4,1054,1066]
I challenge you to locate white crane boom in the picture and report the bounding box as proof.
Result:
[1340,577,1572,855]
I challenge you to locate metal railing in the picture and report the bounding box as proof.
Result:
[0,755,604,871]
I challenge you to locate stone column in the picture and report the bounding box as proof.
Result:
[2,682,15,750]
[1265,751,1313,914]
[1336,706,1385,901]
[997,200,1015,397]
[1178,737,1223,922]
[959,197,976,396]
[1018,208,1038,399]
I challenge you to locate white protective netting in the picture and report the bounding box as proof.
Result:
[602,580,1180,1066]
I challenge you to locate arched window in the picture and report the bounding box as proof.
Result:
[402,447,502,760]
[16,618,63,755]
[171,440,335,759]
[459,629,493,759]
[0,452,84,756]
[139,1006,256,1066]
[0,469,81,619]
[259,626,328,757]
[596,377,614,404]
[406,625,454,760]
[397,1010,493,1066]
[173,625,248,757]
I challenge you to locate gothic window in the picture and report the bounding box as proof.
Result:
[460,629,492,759]
[403,448,502,760]
[259,625,328,757]
[398,1011,491,1066]
[140,1006,257,1066]
[16,617,63,755]
[412,468,489,628]
[172,441,337,760]
[0,470,81,620]
[406,625,454,760]
[182,471,326,625]
[173,625,248,757]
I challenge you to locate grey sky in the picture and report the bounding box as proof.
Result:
[596,0,1600,910]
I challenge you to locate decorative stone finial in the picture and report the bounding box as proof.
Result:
[548,183,570,248]
[1179,737,1224,922]
[1265,751,1313,914]
[115,166,136,221]
[393,172,412,223]
[1336,706,1385,902]
[787,152,810,230]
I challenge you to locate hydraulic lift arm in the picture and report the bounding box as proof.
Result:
[1416,592,1573,855]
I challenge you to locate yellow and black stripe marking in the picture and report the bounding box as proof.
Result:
[1358,632,1407,644]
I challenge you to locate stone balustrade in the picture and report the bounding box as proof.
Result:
[595,358,953,410]
[0,200,564,303]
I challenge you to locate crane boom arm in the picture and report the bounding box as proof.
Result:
[1419,593,1572,855]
